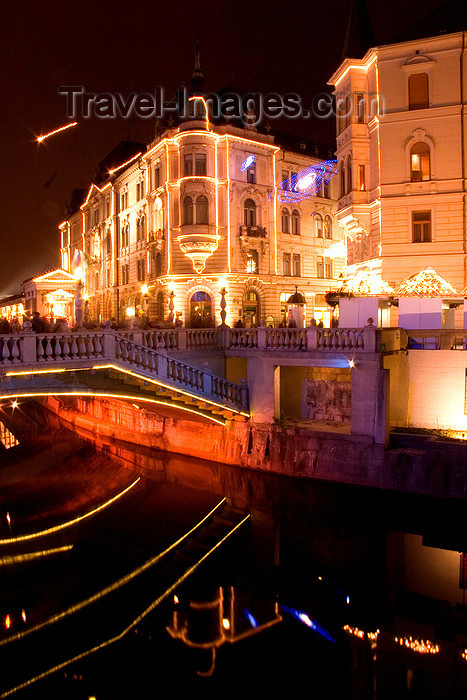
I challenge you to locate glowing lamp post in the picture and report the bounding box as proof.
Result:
[219,278,228,328]
[73,266,84,328]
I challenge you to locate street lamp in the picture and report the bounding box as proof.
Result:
[73,266,84,328]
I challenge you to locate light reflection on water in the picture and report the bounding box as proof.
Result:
[0,415,467,698]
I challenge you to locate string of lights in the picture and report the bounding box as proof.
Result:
[269,160,337,204]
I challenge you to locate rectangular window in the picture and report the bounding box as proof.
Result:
[293,254,301,277]
[358,164,365,191]
[409,73,429,110]
[355,93,365,123]
[290,172,298,191]
[122,264,129,285]
[282,170,289,190]
[154,164,160,188]
[184,155,193,176]
[137,258,145,281]
[325,259,332,279]
[412,211,432,242]
[283,253,291,276]
[246,161,256,184]
[195,153,206,176]
[316,256,324,278]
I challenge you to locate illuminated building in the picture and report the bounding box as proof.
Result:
[60,61,344,328]
[328,29,467,292]
[0,269,76,323]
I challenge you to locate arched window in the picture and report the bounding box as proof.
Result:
[196,195,209,224]
[281,208,290,234]
[346,156,352,193]
[244,198,256,227]
[190,291,213,328]
[339,161,345,197]
[410,141,430,181]
[183,196,193,225]
[324,215,332,239]
[409,73,429,110]
[291,209,300,235]
[315,214,323,238]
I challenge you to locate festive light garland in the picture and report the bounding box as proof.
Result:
[240,155,255,171]
[270,160,337,204]
[338,269,394,296]
[394,635,439,655]
[395,266,460,298]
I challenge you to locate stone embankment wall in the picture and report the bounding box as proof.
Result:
[41,396,467,500]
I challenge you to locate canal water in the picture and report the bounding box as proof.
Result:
[1,404,467,699]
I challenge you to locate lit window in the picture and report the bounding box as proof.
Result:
[358,164,365,191]
[412,211,431,242]
[244,199,256,227]
[409,73,429,110]
[246,249,259,274]
[410,142,430,181]
[282,208,290,234]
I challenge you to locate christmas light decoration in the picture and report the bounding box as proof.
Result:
[37,122,77,143]
[338,269,394,296]
[240,155,255,171]
[394,635,439,654]
[108,152,142,175]
[395,267,460,298]
[270,160,337,204]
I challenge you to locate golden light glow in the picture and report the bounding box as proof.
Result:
[0,513,250,700]
[125,306,135,317]
[394,635,439,655]
[108,153,142,175]
[339,269,394,296]
[90,364,249,417]
[73,266,83,282]
[0,545,73,567]
[0,478,140,545]
[222,618,230,630]
[141,284,148,295]
[395,267,460,298]
[37,122,77,143]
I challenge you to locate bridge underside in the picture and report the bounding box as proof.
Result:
[0,366,249,424]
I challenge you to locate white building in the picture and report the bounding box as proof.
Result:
[328,29,467,294]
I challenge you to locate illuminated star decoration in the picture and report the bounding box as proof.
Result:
[270,160,337,203]
[240,155,255,171]
[37,122,78,143]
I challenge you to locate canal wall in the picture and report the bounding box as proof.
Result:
[40,395,467,500]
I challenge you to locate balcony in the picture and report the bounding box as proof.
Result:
[239,225,267,238]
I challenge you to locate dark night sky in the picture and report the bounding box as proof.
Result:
[0,0,453,295]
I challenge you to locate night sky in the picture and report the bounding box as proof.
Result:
[0,0,453,295]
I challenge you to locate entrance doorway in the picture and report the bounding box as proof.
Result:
[242,290,260,327]
[190,291,213,328]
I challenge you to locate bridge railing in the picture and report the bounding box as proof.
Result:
[227,326,372,351]
[118,328,221,352]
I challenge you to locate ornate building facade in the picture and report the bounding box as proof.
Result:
[328,30,467,292]
[60,112,344,328]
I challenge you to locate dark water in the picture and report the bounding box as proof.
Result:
[1,412,467,699]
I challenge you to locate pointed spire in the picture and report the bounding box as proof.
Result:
[190,20,204,94]
[342,0,375,60]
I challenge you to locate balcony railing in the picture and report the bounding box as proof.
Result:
[239,225,267,238]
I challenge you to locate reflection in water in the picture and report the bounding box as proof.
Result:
[1,404,467,697]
